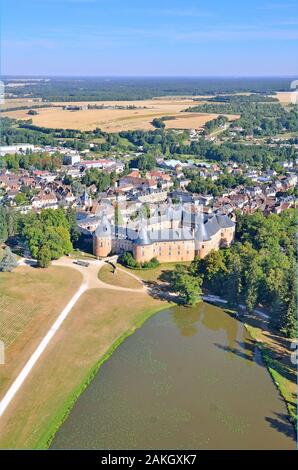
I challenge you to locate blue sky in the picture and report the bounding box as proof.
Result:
[1,0,298,76]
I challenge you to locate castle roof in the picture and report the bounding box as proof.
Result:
[215,214,235,228]
[94,212,112,238]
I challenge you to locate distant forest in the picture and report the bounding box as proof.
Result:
[1,76,293,101]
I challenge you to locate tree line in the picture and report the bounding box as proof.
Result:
[0,207,79,268]
[170,209,296,338]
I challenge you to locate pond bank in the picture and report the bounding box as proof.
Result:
[39,302,172,449]
[205,295,296,433]
[51,302,295,449]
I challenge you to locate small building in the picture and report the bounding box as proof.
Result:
[63,154,81,165]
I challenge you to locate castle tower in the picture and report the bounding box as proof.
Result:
[133,224,152,263]
[194,208,210,258]
[93,212,113,257]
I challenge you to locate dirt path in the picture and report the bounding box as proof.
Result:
[53,257,148,293]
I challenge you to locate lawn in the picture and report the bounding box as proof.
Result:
[98,263,142,289]
[119,261,191,283]
[0,288,170,449]
[0,266,82,398]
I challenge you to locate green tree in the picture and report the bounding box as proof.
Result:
[66,207,80,243]
[0,207,9,242]
[172,265,203,306]
[37,245,51,268]
[152,118,165,129]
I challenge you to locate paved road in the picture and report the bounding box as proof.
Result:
[0,257,146,418]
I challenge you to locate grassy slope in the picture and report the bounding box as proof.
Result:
[245,323,297,430]
[0,266,82,396]
[98,263,142,289]
[120,261,191,283]
[0,288,170,449]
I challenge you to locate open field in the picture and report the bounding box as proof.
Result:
[271,92,295,105]
[0,286,169,449]
[164,112,239,130]
[98,263,142,289]
[119,261,191,283]
[0,266,82,398]
[1,98,44,109]
[2,97,239,131]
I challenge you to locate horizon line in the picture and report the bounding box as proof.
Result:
[1,74,297,79]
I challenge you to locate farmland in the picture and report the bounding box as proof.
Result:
[1,97,239,132]
[271,91,295,105]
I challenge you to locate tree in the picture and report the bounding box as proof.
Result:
[0,207,9,242]
[272,261,297,338]
[0,247,18,272]
[37,245,51,268]
[152,118,165,129]
[172,265,203,306]
[21,208,73,266]
[121,251,139,268]
[66,207,80,243]
[130,154,156,171]
[15,192,27,206]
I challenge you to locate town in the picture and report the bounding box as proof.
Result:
[0,80,297,451]
[0,130,296,264]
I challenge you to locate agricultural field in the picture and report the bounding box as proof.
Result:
[1,98,44,109]
[1,97,239,131]
[271,91,295,105]
[164,112,239,130]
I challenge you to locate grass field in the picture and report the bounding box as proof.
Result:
[0,287,170,449]
[119,261,191,283]
[2,97,239,131]
[98,263,142,289]
[0,266,82,397]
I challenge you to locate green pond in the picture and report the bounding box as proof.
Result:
[51,302,296,449]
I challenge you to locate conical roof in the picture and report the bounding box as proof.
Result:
[194,212,210,241]
[135,225,150,245]
[94,212,112,238]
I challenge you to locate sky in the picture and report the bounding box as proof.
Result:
[1,0,298,76]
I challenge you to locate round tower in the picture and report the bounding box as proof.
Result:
[194,209,210,258]
[93,213,112,257]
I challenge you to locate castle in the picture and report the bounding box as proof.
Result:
[93,204,235,263]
